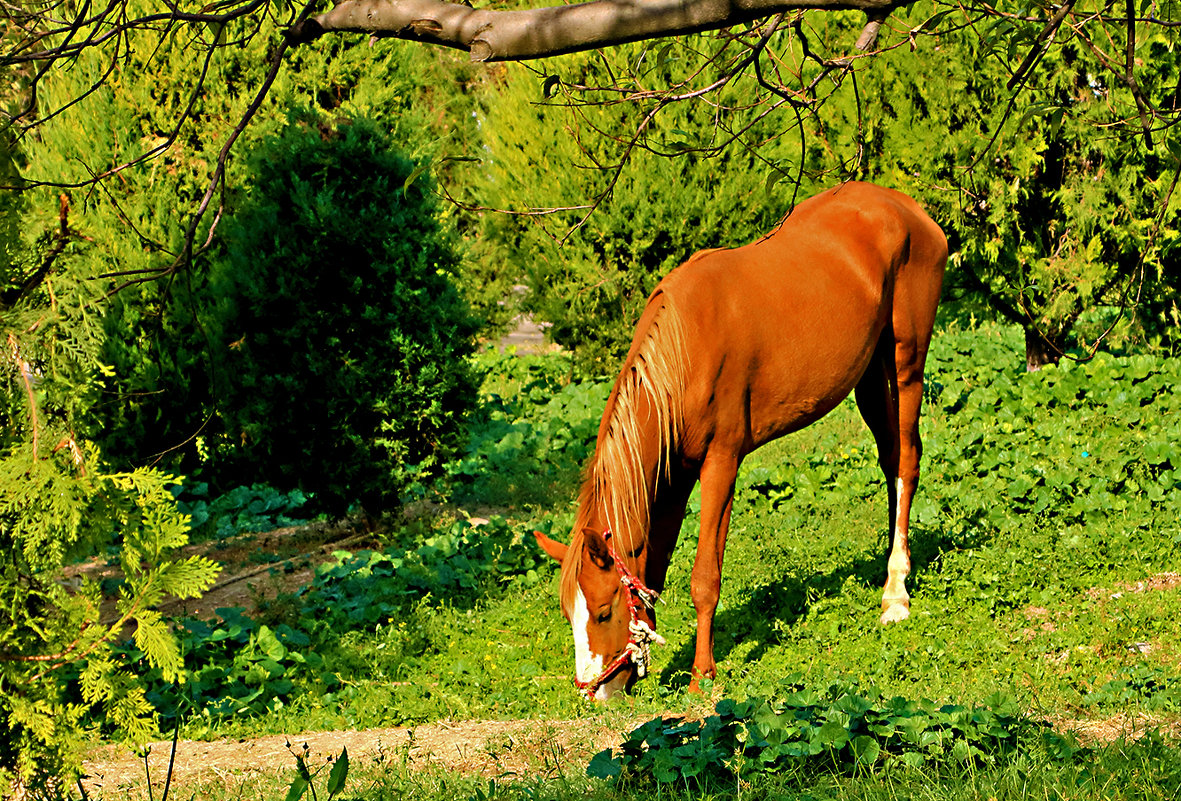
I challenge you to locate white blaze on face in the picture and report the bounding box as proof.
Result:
[572,588,633,701]
[572,588,604,687]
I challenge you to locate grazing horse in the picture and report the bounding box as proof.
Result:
[534,182,947,700]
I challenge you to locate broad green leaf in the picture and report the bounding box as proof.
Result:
[326,747,350,797]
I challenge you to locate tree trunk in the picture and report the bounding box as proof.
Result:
[1024,326,1063,371]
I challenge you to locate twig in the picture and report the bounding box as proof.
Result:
[1123,0,1154,148]
[1006,0,1078,90]
[161,712,181,801]
[8,333,41,466]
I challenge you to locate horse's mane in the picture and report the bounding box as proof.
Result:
[560,289,689,614]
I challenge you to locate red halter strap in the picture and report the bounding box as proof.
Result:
[573,531,664,699]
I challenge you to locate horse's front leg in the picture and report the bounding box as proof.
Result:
[688,450,740,692]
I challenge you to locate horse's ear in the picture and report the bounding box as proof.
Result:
[583,528,615,571]
[533,530,568,563]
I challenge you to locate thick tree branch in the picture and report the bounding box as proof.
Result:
[286,0,903,61]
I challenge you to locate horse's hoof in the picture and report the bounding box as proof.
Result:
[880,603,910,625]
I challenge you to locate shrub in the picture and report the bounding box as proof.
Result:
[204,120,479,513]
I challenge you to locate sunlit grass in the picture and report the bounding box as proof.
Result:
[93,323,1181,799]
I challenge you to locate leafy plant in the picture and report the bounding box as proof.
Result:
[0,455,219,791]
[299,518,549,632]
[1082,665,1181,713]
[2,62,221,787]
[177,483,314,542]
[435,351,610,509]
[203,119,479,514]
[285,745,350,801]
[588,677,1080,788]
[76,11,484,480]
[119,609,323,727]
[114,517,553,731]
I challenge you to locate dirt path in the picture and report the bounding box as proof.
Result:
[83,717,632,797]
[82,709,1181,798]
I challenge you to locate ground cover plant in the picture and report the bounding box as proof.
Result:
[78,321,1181,799]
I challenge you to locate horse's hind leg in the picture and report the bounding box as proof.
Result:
[854,336,911,624]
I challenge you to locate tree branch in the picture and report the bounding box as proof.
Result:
[286,0,904,61]
[1123,0,1154,148]
[1006,0,1077,91]
[2,194,72,309]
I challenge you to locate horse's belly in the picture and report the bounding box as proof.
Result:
[747,348,873,446]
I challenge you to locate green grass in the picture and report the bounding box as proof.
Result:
[88,323,1181,799]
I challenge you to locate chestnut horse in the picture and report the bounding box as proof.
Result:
[534,182,947,700]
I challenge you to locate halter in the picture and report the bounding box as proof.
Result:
[573,531,666,700]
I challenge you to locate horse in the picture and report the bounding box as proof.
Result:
[534,182,947,701]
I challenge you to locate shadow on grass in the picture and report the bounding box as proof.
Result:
[656,516,992,691]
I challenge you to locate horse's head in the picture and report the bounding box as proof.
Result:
[534,527,664,701]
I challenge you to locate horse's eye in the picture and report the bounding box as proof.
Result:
[596,608,612,624]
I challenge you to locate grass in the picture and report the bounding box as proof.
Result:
[84,324,1181,799]
[95,731,1181,801]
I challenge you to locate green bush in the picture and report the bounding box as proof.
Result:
[69,14,484,495]
[204,120,479,513]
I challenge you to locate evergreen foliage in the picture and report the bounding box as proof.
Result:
[467,15,1180,372]
[203,119,479,513]
[828,2,1181,365]
[465,41,821,373]
[0,186,218,794]
[83,22,483,483]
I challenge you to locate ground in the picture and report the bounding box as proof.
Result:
[77,519,631,796]
[83,716,628,797]
[78,514,1181,797]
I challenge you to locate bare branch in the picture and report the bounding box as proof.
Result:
[1123,0,1154,148]
[854,8,890,50]
[287,0,904,61]
[1006,0,1077,90]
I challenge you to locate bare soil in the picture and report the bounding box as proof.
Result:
[82,717,632,798]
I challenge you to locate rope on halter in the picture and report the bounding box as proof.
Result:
[573,531,666,699]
